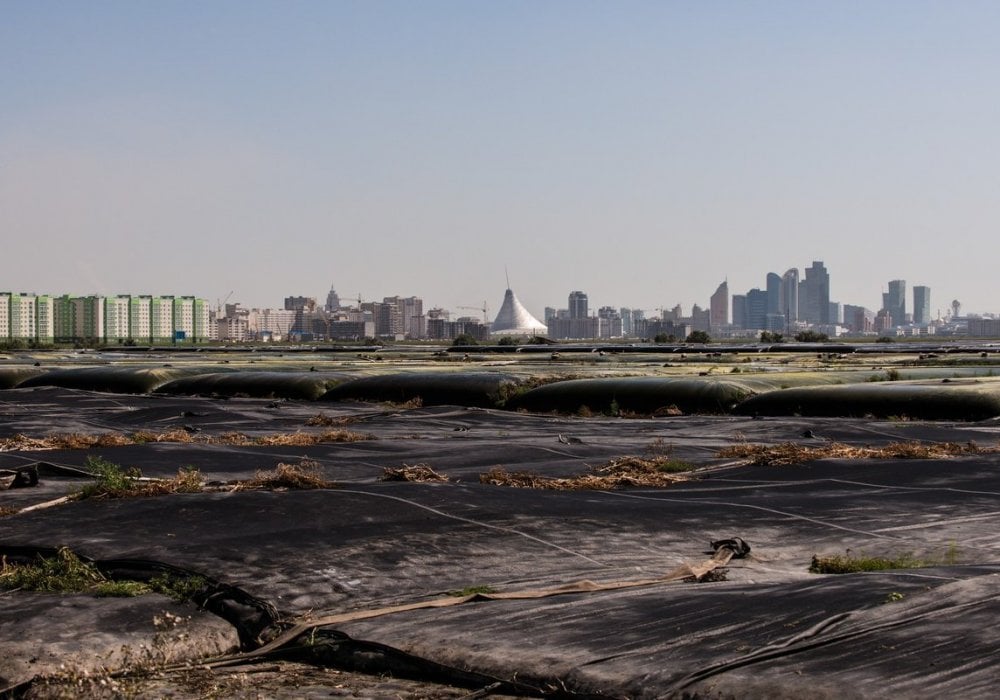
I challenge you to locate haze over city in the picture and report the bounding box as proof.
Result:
[3,2,999,317]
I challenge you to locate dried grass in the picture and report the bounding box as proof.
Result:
[214,431,255,446]
[718,440,997,466]
[379,464,450,482]
[305,413,358,427]
[479,466,555,488]
[133,429,194,444]
[79,458,204,500]
[0,506,18,518]
[239,460,337,490]
[250,429,373,446]
[0,432,133,451]
[479,456,693,491]
[0,428,374,452]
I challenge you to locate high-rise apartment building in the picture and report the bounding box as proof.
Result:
[597,306,623,338]
[800,261,830,324]
[746,289,768,330]
[0,294,9,338]
[766,273,781,315]
[171,296,209,341]
[382,296,424,338]
[732,294,747,329]
[843,304,874,334]
[710,281,729,329]
[780,268,799,322]
[150,297,174,342]
[883,280,906,327]
[35,296,54,343]
[9,293,38,340]
[913,285,931,325]
[130,296,152,340]
[568,291,588,320]
[325,286,341,313]
[105,296,131,342]
[620,308,634,336]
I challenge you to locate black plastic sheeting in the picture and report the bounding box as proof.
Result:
[0,545,279,650]
[0,367,46,390]
[5,387,1000,696]
[506,377,753,414]
[322,371,524,408]
[735,378,1000,420]
[10,364,1000,422]
[16,366,189,394]
[156,371,351,400]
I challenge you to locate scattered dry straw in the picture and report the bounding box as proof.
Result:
[79,458,204,500]
[305,413,358,427]
[379,464,450,482]
[718,440,996,466]
[236,460,337,490]
[480,455,694,491]
[0,429,374,452]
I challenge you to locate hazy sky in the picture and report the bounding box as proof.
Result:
[3,1,999,319]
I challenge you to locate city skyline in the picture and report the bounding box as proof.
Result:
[0,262,971,326]
[3,3,999,315]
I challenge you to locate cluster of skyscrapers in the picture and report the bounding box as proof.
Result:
[711,262,934,336]
[542,262,946,340]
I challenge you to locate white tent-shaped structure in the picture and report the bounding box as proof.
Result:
[491,288,548,336]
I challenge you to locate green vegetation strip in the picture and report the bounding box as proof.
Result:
[809,553,927,574]
[0,547,205,599]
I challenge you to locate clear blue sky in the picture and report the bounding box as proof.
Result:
[3,1,999,319]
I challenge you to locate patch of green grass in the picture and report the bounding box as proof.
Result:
[652,459,697,473]
[1,547,206,601]
[79,455,142,499]
[1,547,105,592]
[448,585,497,597]
[810,552,927,574]
[78,457,203,500]
[148,573,207,602]
[867,368,902,382]
[95,580,151,597]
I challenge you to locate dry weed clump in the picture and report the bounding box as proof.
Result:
[479,456,693,491]
[133,429,194,444]
[0,428,374,453]
[305,413,358,427]
[80,457,204,500]
[0,506,18,518]
[238,460,337,490]
[480,466,556,489]
[250,429,374,446]
[718,440,996,466]
[379,464,450,482]
[0,432,134,451]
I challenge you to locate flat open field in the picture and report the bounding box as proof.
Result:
[3,343,1000,698]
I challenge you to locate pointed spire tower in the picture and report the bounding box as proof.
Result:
[492,288,547,336]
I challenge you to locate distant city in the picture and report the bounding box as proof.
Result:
[3,260,999,344]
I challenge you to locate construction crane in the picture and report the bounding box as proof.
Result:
[216,291,233,315]
[458,302,489,324]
